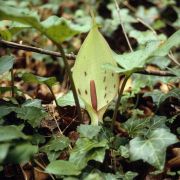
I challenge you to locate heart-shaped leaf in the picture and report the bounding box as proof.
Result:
[129,128,178,170]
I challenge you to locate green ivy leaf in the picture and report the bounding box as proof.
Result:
[6,143,38,163]
[45,160,81,176]
[22,73,57,87]
[144,88,180,107]
[122,117,149,138]
[69,138,108,169]
[129,30,166,45]
[57,91,85,108]
[0,55,15,75]
[154,29,180,56]
[40,135,70,161]
[77,124,101,139]
[0,125,27,142]
[15,106,47,128]
[0,105,16,118]
[41,135,70,152]
[115,41,161,70]
[129,128,178,170]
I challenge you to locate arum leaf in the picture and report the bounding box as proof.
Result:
[46,160,81,176]
[129,128,178,170]
[22,73,57,87]
[73,19,119,125]
[0,55,15,75]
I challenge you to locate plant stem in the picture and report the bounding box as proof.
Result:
[10,67,15,98]
[111,75,130,131]
[47,85,59,109]
[52,42,83,123]
[0,39,76,60]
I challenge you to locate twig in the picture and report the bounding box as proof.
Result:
[0,39,175,77]
[0,39,76,60]
[34,159,55,180]
[114,0,133,52]
[137,69,175,76]
[136,18,157,35]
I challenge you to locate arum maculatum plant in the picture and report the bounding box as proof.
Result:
[73,16,119,125]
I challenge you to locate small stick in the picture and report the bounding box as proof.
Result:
[0,39,175,77]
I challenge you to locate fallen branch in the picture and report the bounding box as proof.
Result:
[0,39,175,77]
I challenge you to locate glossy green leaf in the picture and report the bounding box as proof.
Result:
[149,56,171,69]
[129,128,178,170]
[22,73,57,87]
[69,138,108,169]
[77,124,101,139]
[45,160,81,176]
[40,135,70,161]
[0,105,16,118]
[22,99,42,108]
[0,55,15,75]
[6,143,38,163]
[122,116,168,138]
[73,19,119,125]
[0,125,27,142]
[57,91,85,108]
[144,88,180,107]
[122,117,149,138]
[112,41,161,72]
[104,30,180,75]
[0,143,10,163]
